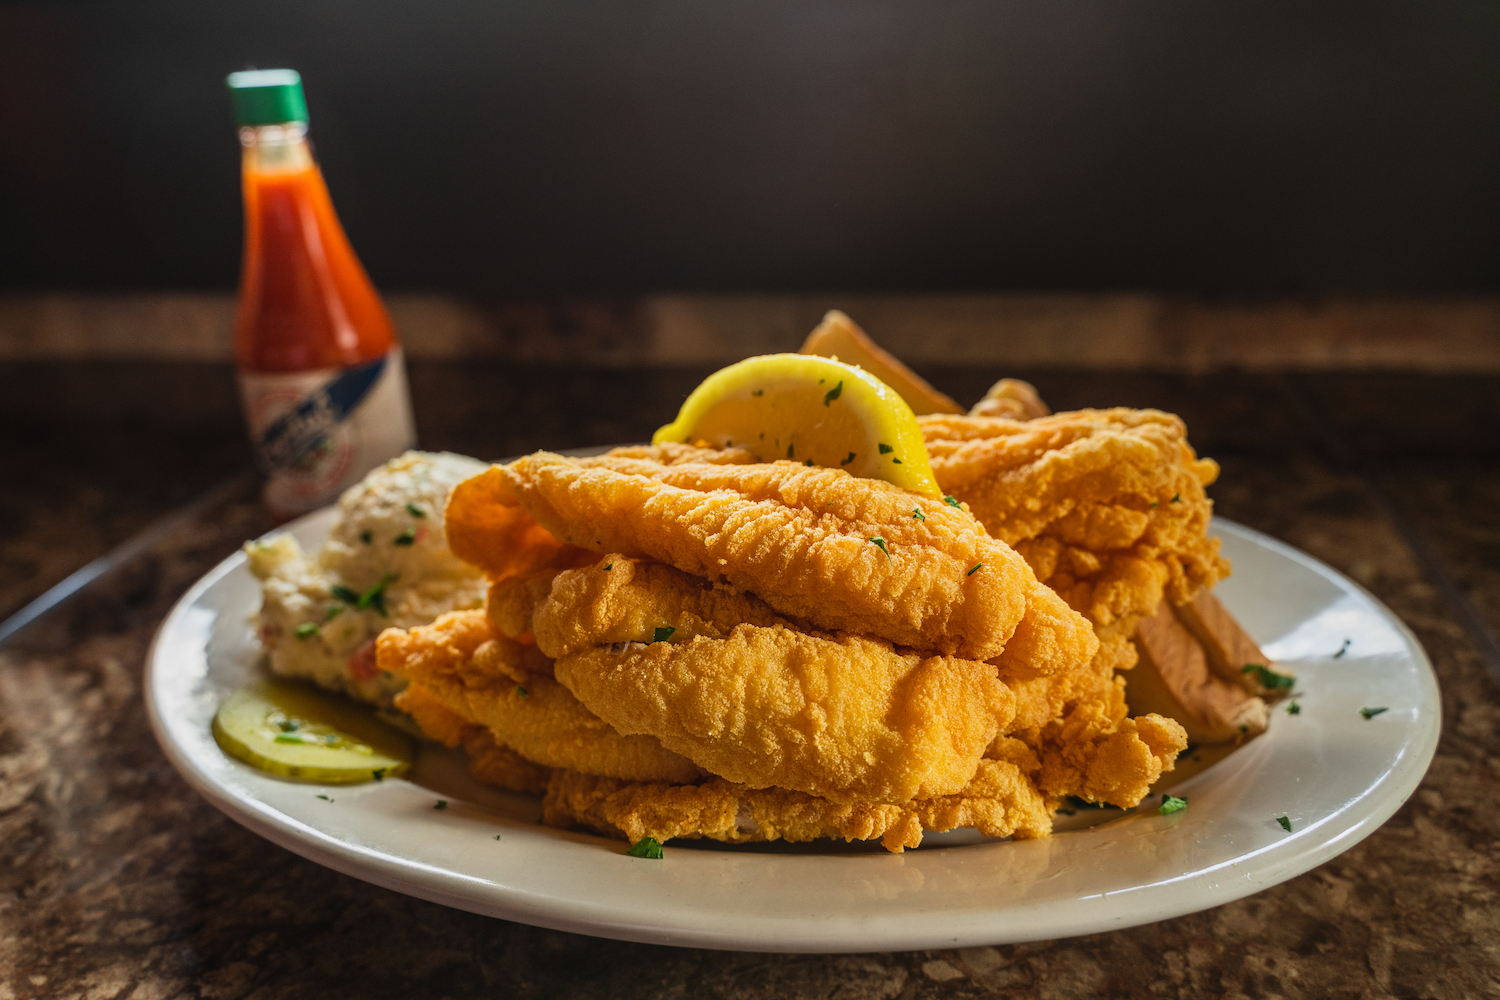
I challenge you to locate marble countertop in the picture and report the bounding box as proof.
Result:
[2,364,1496,999]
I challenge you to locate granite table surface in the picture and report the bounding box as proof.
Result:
[2,363,1498,1000]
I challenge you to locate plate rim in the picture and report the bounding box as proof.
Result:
[144,511,1441,952]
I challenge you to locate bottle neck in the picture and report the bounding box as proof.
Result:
[240,123,314,174]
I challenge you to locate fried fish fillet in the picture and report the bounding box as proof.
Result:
[376,610,702,783]
[544,736,1055,853]
[523,556,1016,804]
[448,450,1088,665]
[920,408,1229,632]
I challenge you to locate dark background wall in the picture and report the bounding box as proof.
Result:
[2,1,1497,295]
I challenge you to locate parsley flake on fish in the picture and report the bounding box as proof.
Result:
[786,443,795,459]
[316,794,333,802]
[911,508,925,521]
[878,443,893,454]
[1360,707,1388,719]
[516,686,529,699]
[295,622,319,639]
[869,537,890,558]
[434,800,448,810]
[359,530,373,544]
[841,452,856,465]
[1171,493,1182,503]
[1242,663,1294,690]
[943,495,961,508]
[626,837,664,859]
[394,527,416,546]
[1277,816,1293,832]
[372,768,387,781]
[652,626,677,643]
[406,502,426,518]
[967,562,983,576]
[603,563,612,571]
[323,605,344,623]
[1159,794,1188,815]
[1334,638,1351,658]
[1287,701,1301,715]
[824,381,843,405]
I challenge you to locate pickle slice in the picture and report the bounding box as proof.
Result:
[212,680,414,784]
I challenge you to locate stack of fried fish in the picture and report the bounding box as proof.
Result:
[376,443,1188,852]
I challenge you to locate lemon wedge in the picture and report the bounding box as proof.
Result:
[652,353,941,496]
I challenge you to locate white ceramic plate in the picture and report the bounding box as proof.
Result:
[146,512,1439,952]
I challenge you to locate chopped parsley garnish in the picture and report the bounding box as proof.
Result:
[516,686,529,699]
[878,443,893,454]
[359,530,373,544]
[1159,794,1188,815]
[603,563,612,571]
[295,622,320,639]
[841,452,856,465]
[626,837,664,859]
[752,389,763,396]
[943,495,961,508]
[1150,501,1158,508]
[891,457,902,464]
[1242,663,1294,690]
[434,800,448,810]
[1276,816,1293,832]
[824,381,843,405]
[652,626,677,643]
[277,719,300,732]
[1333,638,1351,658]
[869,537,890,559]
[494,834,503,841]
[406,502,427,518]
[372,768,387,781]
[967,562,983,576]
[911,508,925,521]
[394,527,417,546]
[805,459,814,467]
[1170,493,1182,503]
[1360,707,1388,720]
[330,584,362,606]
[274,734,304,744]
[323,605,344,623]
[316,794,333,802]
[786,443,795,459]
[1287,701,1301,715]
[356,573,397,616]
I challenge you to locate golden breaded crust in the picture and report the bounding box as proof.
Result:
[530,557,793,658]
[394,684,552,793]
[541,557,1013,803]
[448,452,1047,662]
[543,744,1053,854]
[377,611,702,783]
[921,408,1229,627]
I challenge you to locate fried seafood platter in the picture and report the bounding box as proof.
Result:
[360,339,1289,857]
[226,318,1293,858]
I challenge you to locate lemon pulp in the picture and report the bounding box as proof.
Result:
[652,353,940,496]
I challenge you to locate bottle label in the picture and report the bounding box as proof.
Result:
[238,347,417,518]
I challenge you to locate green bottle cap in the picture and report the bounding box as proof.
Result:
[226,69,308,126]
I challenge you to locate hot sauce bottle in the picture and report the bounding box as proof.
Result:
[227,69,415,520]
